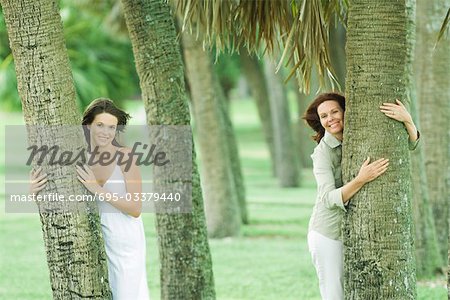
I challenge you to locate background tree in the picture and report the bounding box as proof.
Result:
[415,0,450,263]
[409,92,442,277]
[264,58,300,187]
[223,92,249,224]
[411,0,447,278]
[292,71,319,169]
[342,0,416,298]
[239,50,276,175]
[210,52,249,225]
[182,30,242,237]
[120,0,216,298]
[0,0,110,298]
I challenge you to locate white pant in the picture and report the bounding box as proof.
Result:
[307,230,343,300]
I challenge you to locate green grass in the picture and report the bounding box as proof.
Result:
[0,99,446,299]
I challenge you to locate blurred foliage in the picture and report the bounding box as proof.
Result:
[213,50,242,99]
[0,1,139,112]
[0,7,20,111]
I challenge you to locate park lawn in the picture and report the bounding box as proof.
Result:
[0,99,446,299]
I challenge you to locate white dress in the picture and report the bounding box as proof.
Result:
[98,162,150,300]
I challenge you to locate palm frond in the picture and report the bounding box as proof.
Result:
[173,0,293,54]
[435,7,450,48]
[234,0,294,54]
[175,0,235,52]
[172,0,348,93]
[278,0,346,93]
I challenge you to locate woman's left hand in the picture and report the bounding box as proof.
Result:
[380,99,413,124]
[76,164,100,194]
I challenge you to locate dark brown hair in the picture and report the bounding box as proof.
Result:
[82,98,131,150]
[302,92,345,143]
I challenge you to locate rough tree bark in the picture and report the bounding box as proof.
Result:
[1,0,110,298]
[120,0,216,298]
[342,0,416,298]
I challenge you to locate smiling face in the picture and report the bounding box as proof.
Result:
[88,112,119,148]
[317,100,344,139]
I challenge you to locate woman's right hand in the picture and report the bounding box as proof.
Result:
[30,167,48,195]
[356,157,389,184]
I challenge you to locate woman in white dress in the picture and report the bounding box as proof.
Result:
[30,98,150,300]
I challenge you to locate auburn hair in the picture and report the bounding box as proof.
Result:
[302,92,345,143]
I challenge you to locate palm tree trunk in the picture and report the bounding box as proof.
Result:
[239,50,276,176]
[181,30,242,237]
[1,0,111,298]
[409,91,443,277]
[292,82,316,169]
[263,58,300,187]
[342,0,416,298]
[222,89,249,225]
[120,0,215,298]
[416,0,450,262]
[211,51,248,225]
[411,0,446,276]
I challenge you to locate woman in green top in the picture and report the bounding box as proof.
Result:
[302,92,419,300]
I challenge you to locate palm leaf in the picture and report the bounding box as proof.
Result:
[175,0,235,53]
[435,7,450,48]
[172,0,347,93]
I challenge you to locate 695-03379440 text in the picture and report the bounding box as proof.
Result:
[9,192,181,203]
